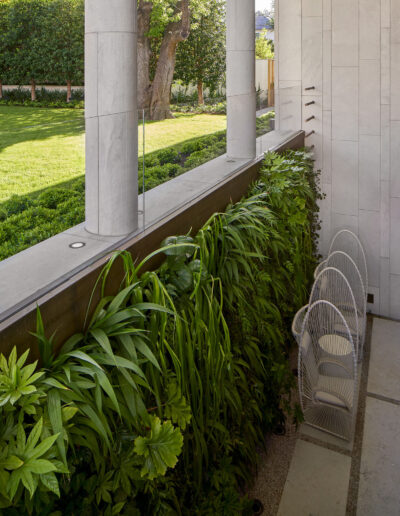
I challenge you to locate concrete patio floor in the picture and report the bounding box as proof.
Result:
[252,315,400,515]
[279,316,400,515]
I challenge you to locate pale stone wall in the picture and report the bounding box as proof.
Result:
[276,0,400,319]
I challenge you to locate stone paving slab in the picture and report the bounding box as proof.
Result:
[357,396,400,516]
[299,423,353,452]
[277,439,351,516]
[367,318,400,401]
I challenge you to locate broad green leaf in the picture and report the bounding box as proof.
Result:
[90,328,115,360]
[1,456,23,471]
[134,417,183,480]
[25,418,43,455]
[48,389,67,465]
[25,459,56,474]
[164,382,192,430]
[16,349,29,369]
[67,350,103,370]
[135,340,161,371]
[26,433,59,461]
[20,469,36,498]
[40,471,60,497]
[62,406,78,422]
[42,377,69,390]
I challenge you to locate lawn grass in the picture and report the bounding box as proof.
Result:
[0,107,272,261]
[139,112,226,154]
[0,106,85,203]
[0,106,226,203]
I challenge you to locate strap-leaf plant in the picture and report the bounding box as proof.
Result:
[0,149,320,514]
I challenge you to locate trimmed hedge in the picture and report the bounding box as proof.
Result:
[0,87,84,109]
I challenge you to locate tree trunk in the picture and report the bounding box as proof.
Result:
[137,1,153,112]
[0,80,2,100]
[31,79,36,101]
[197,80,204,105]
[67,80,72,102]
[149,0,190,120]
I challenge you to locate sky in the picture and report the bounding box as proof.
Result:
[255,0,273,12]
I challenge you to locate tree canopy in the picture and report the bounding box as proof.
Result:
[0,0,83,99]
[174,0,225,104]
[255,30,274,60]
[0,0,226,113]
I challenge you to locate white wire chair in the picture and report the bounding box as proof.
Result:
[328,229,368,299]
[292,304,309,345]
[309,267,360,360]
[325,251,367,360]
[314,230,368,300]
[298,300,358,441]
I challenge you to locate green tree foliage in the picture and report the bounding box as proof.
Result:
[174,0,225,104]
[0,0,12,97]
[255,29,274,60]
[0,0,84,99]
[6,0,51,99]
[44,0,84,100]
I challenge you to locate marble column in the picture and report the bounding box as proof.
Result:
[85,0,138,236]
[226,0,256,160]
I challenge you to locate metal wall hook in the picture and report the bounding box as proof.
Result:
[305,115,315,122]
[305,130,315,137]
[305,101,315,106]
[305,86,315,91]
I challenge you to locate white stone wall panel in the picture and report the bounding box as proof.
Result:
[359,60,380,136]
[332,67,358,141]
[359,135,380,211]
[332,141,358,215]
[332,0,358,67]
[359,210,381,287]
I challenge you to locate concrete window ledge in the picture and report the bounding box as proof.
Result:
[0,129,304,352]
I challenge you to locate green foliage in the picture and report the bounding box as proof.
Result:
[0,114,274,261]
[255,30,274,60]
[5,0,50,86]
[0,180,85,261]
[0,87,84,108]
[171,101,226,114]
[45,0,84,86]
[174,0,226,102]
[0,0,84,87]
[134,417,184,480]
[1,149,320,513]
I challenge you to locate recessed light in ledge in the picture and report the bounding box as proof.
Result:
[69,242,86,249]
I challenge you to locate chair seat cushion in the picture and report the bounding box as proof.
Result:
[314,375,354,411]
[318,334,353,356]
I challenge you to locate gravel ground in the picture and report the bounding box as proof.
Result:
[247,352,300,516]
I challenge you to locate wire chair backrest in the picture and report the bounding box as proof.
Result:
[309,267,360,357]
[328,229,368,297]
[325,251,366,320]
[292,304,309,345]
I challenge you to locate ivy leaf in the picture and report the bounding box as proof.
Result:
[134,417,183,480]
[164,382,192,430]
